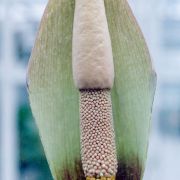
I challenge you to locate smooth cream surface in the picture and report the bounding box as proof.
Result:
[72,0,114,89]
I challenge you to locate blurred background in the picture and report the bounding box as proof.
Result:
[0,0,180,179]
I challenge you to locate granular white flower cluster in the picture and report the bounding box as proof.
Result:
[80,89,117,178]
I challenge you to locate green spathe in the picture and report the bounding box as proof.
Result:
[27,0,156,179]
[105,1,156,178]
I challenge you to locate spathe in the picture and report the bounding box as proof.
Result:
[27,0,156,179]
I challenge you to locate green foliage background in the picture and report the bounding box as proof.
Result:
[17,88,52,179]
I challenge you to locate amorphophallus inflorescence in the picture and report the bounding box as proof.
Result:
[27,0,156,180]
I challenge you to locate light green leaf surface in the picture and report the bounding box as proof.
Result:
[27,0,156,179]
[105,1,156,179]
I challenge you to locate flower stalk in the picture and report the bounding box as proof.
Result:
[86,177,115,180]
[73,0,118,178]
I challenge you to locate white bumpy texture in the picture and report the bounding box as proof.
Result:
[80,90,117,178]
[72,0,114,89]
